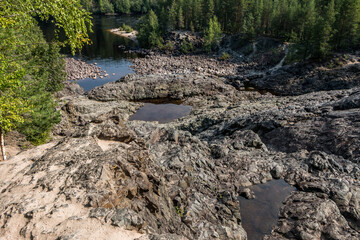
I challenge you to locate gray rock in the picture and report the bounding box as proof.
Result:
[110,209,144,230]
[1,51,360,240]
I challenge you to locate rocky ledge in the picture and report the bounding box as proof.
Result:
[0,49,359,240]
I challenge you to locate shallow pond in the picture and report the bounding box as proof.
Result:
[239,179,296,240]
[129,102,192,123]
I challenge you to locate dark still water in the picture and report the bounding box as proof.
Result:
[130,103,192,123]
[239,180,296,240]
[80,15,139,59]
[42,15,140,91]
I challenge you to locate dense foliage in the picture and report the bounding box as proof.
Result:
[137,10,163,48]
[204,16,222,52]
[80,0,157,14]
[119,23,134,33]
[0,0,91,147]
[154,0,360,57]
[103,0,359,57]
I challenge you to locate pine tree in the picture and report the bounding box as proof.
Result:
[204,16,222,51]
[159,7,169,33]
[313,0,336,57]
[169,1,178,30]
[192,0,202,31]
[333,0,360,48]
[113,0,131,13]
[0,58,29,160]
[299,0,317,59]
[137,10,163,48]
[204,0,215,26]
[178,7,185,29]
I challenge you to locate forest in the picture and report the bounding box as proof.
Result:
[80,0,157,13]
[81,0,360,58]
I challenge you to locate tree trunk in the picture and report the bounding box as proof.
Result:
[0,128,6,161]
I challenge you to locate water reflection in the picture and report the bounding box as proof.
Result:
[41,15,139,91]
[239,180,296,240]
[80,15,139,59]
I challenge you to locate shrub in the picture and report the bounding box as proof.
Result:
[180,40,194,54]
[161,41,174,51]
[119,23,134,33]
[220,52,230,60]
[175,206,184,217]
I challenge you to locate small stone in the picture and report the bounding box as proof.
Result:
[211,145,229,159]
[271,164,284,179]
[239,188,255,199]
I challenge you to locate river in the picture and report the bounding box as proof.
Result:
[42,15,140,91]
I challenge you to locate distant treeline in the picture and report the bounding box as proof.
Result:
[80,0,156,14]
[82,0,360,57]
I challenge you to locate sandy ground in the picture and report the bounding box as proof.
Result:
[0,142,145,240]
[108,29,138,43]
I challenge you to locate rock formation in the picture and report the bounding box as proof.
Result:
[0,49,359,240]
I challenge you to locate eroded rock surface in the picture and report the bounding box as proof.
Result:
[1,51,359,240]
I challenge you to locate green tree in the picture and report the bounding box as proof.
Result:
[17,39,65,144]
[100,0,114,13]
[204,16,222,51]
[113,0,131,13]
[137,10,163,48]
[178,7,185,29]
[203,0,215,26]
[81,0,94,12]
[169,1,178,30]
[0,55,29,160]
[312,0,336,58]
[333,0,360,48]
[0,0,91,160]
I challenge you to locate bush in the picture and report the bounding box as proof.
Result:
[18,93,61,145]
[161,41,174,51]
[220,52,230,60]
[119,23,134,33]
[180,40,194,53]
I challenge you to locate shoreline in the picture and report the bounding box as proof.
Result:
[108,28,138,43]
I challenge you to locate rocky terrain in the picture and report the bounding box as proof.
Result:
[66,58,109,80]
[0,42,359,240]
[131,54,238,76]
